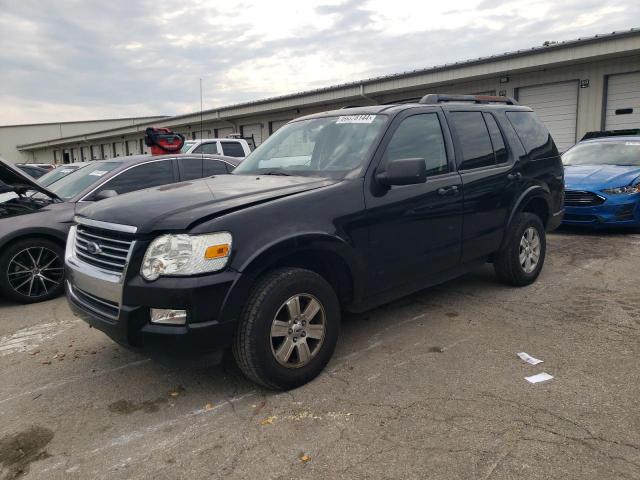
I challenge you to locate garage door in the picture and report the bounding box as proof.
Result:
[241,124,263,146]
[517,81,578,152]
[270,119,291,135]
[127,140,140,155]
[216,127,234,138]
[605,72,640,130]
[80,146,90,161]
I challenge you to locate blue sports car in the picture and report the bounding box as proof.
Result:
[562,136,640,228]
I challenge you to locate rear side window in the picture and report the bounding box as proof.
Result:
[95,161,174,196]
[221,141,245,157]
[203,159,229,176]
[450,112,494,170]
[193,142,218,155]
[382,113,448,176]
[483,113,508,164]
[506,111,557,159]
[179,158,203,180]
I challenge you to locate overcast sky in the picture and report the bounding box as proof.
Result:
[0,0,636,125]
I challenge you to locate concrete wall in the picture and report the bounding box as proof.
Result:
[0,116,166,164]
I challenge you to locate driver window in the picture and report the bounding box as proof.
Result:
[382,114,448,176]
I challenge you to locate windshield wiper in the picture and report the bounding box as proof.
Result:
[261,170,292,176]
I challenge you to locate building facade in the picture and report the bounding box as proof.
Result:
[14,29,640,163]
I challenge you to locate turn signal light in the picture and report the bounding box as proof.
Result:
[205,244,230,259]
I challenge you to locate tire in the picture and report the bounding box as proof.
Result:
[494,213,546,287]
[0,238,65,304]
[233,267,340,390]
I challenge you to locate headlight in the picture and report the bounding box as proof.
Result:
[141,232,232,281]
[602,184,640,195]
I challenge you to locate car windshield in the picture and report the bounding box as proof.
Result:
[46,161,121,200]
[38,165,83,187]
[181,141,197,153]
[233,115,387,178]
[563,140,640,166]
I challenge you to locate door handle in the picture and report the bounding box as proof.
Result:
[507,172,522,181]
[437,185,459,196]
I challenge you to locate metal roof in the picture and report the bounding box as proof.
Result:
[18,28,640,150]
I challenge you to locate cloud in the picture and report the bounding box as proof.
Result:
[0,0,635,124]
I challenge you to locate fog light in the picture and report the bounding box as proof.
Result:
[150,308,187,325]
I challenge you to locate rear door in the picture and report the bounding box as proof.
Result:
[445,109,519,263]
[364,108,463,294]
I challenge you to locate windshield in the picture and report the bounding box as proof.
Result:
[233,114,387,177]
[38,165,82,187]
[181,141,197,153]
[47,161,121,200]
[563,141,640,166]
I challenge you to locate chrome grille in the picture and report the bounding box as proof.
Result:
[74,225,134,273]
[564,190,606,207]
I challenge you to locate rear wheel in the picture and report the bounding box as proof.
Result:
[0,238,65,303]
[233,267,340,390]
[494,213,546,286]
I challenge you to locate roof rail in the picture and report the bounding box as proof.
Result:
[418,94,519,105]
[581,129,640,140]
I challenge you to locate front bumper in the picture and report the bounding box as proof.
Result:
[562,196,640,227]
[65,226,242,364]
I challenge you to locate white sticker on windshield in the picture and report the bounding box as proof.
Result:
[59,169,73,173]
[89,170,107,177]
[336,114,376,124]
[625,142,640,146]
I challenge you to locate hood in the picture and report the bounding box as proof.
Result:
[564,164,640,190]
[77,174,338,233]
[0,156,60,200]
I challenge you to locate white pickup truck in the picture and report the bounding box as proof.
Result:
[181,138,252,158]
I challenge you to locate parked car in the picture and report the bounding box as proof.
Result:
[16,164,48,179]
[562,135,640,227]
[0,154,240,303]
[16,163,56,172]
[38,162,90,187]
[181,138,251,158]
[66,94,564,390]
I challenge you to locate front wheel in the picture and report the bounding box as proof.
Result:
[233,267,340,390]
[0,238,65,303]
[494,213,546,286]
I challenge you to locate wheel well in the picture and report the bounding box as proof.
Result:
[521,197,549,227]
[269,249,354,307]
[0,233,66,256]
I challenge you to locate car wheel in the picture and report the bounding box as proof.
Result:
[494,212,546,287]
[0,238,65,303]
[233,267,340,390]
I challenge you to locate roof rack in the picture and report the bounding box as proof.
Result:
[581,129,640,140]
[418,94,519,105]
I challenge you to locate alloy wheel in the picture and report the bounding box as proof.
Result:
[270,294,326,368]
[519,227,541,274]
[6,247,64,298]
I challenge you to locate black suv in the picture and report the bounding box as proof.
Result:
[65,95,564,390]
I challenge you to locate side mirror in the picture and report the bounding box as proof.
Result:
[375,158,427,187]
[94,189,118,201]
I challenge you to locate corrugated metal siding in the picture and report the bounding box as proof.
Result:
[605,71,640,129]
[518,81,579,152]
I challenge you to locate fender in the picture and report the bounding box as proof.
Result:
[501,185,551,249]
[0,226,68,251]
[218,232,364,324]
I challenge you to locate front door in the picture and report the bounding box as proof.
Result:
[364,109,463,295]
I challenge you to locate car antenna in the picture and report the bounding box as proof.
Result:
[200,78,204,159]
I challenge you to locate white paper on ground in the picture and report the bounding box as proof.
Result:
[517,352,544,365]
[525,372,553,384]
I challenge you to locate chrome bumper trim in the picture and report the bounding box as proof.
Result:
[74,215,138,234]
